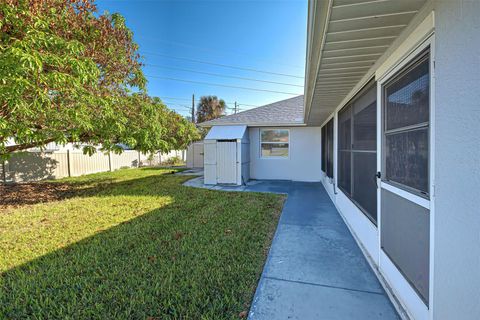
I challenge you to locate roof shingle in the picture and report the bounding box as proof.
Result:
[198,95,304,127]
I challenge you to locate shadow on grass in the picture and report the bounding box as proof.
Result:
[1,171,284,319]
[0,168,183,208]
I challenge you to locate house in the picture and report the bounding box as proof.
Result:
[199,95,322,184]
[199,0,480,319]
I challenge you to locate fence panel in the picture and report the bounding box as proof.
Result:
[2,149,186,183]
[3,152,69,182]
[69,151,109,177]
[111,151,139,170]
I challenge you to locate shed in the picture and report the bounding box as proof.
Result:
[204,125,249,185]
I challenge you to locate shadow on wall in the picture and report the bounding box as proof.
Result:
[6,152,59,182]
[132,159,139,168]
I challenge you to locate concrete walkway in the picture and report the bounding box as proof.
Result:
[183,177,399,319]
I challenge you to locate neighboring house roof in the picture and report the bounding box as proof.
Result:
[204,125,247,140]
[198,95,305,127]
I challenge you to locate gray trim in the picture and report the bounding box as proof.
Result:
[381,189,430,305]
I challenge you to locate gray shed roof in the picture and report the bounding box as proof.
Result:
[204,125,247,140]
[198,95,305,127]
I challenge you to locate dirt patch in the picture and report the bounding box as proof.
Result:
[0,182,75,209]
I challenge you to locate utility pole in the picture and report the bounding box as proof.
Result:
[234,101,237,114]
[191,94,195,123]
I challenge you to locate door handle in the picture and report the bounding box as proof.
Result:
[375,171,381,188]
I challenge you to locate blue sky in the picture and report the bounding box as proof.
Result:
[96,0,307,117]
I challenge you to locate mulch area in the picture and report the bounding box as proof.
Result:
[0,183,75,208]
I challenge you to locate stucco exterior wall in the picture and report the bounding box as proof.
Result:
[249,126,322,182]
[432,1,480,318]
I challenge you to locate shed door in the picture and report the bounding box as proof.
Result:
[216,141,237,184]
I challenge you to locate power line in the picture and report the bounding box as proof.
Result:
[162,101,191,108]
[142,51,304,79]
[159,96,260,108]
[145,64,304,87]
[136,36,305,70]
[146,75,302,95]
[160,97,192,102]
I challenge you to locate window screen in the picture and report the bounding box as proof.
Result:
[321,126,327,172]
[337,81,377,223]
[321,119,334,178]
[384,51,430,196]
[326,119,334,178]
[338,106,352,194]
[260,129,289,158]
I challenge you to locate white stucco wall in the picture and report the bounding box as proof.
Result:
[249,126,322,182]
[432,1,480,319]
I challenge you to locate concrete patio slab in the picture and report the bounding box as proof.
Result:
[182,178,398,319]
[249,277,397,320]
[262,224,384,294]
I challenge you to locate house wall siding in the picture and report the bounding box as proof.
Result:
[249,126,322,182]
[432,1,480,319]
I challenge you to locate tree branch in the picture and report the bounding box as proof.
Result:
[5,138,57,153]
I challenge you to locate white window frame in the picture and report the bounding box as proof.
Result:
[259,128,290,159]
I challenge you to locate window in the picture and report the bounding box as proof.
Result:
[383,51,430,196]
[321,126,327,172]
[338,81,377,223]
[260,129,289,158]
[321,119,334,178]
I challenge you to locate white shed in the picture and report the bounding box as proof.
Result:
[203,125,249,185]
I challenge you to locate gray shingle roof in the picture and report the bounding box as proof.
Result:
[198,95,305,127]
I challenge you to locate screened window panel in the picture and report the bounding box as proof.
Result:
[385,128,429,194]
[353,152,377,222]
[354,101,376,151]
[338,151,351,196]
[337,82,377,223]
[386,58,429,131]
[261,143,289,157]
[326,119,334,178]
[338,106,352,151]
[261,129,289,143]
[321,126,326,172]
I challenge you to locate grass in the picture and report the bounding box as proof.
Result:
[0,168,285,319]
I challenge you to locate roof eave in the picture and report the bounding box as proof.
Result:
[198,122,307,128]
[304,0,332,124]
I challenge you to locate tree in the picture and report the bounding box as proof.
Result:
[0,0,198,156]
[196,96,226,123]
[114,94,200,154]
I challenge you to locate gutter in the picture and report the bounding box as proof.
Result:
[198,122,308,128]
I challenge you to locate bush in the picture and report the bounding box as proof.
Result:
[162,156,183,166]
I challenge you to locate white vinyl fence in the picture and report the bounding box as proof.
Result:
[1,150,185,183]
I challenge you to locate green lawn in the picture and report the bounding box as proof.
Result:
[0,168,284,319]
